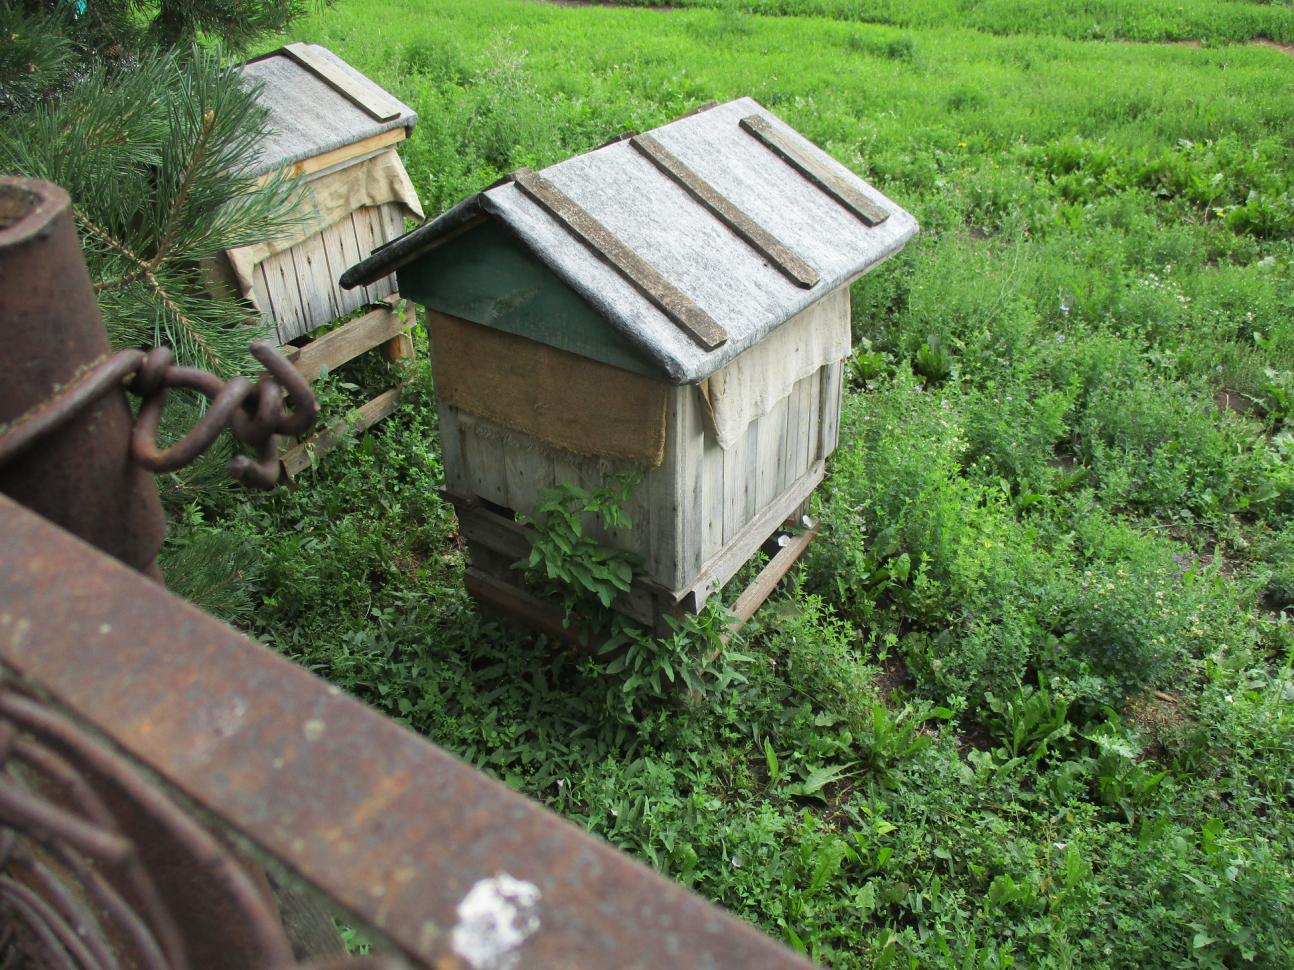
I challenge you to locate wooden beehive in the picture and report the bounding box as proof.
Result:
[343,98,917,629]
[207,43,425,474]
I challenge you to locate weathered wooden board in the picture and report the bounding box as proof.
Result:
[461,422,510,509]
[503,445,554,518]
[283,295,405,381]
[435,403,471,498]
[701,417,726,565]
[280,43,405,122]
[290,237,341,330]
[650,384,705,591]
[281,386,402,477]
[687,460,824,609]
[260,247,309,343]
[820,359,843,459]
[725,526,817,635]
[327,217,373,310]
[806,366,822,465]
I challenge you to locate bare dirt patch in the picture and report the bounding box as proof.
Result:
[1254,36,1294,57]
[1214,388,1260,417]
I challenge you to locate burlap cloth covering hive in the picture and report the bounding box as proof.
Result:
[429,311,669,468]
[222,149,424,307]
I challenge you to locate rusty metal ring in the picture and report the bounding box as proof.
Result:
[129,346,175,400]
[250,340,318,438]
[229,377,281,445]
[131,375,254,473]
[229,437,282,490]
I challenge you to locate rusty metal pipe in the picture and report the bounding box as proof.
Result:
[0,177,165,574]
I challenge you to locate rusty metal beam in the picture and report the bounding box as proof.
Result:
[0,494,815,970]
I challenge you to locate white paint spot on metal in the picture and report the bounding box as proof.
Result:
[302,719,326,741]
[98,623,112,635]
[451,873,541,970]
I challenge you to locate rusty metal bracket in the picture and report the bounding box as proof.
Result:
[0,494,816,970]
[511,167,729,351]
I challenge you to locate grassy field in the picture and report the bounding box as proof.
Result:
[166,2,1294,965]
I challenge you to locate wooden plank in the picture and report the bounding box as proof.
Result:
[739,115,889,227]
[281,387,402,477]
[281,43,404,122]
[504,446,555,518]
[629,133,819,289]
[782,377,803,489]
[317,217,360,318]
[289,236,341,332]
[674,384,706,589]
[720,416,746,546]
[379,202,406,245]
[259,128,405,184]
[683,460,825,607]
[385,332,415,365]
[805,367,822,466]
[819,359,843,459]
[739,417,759,535]
[322,216,372,312]
[282,295,405,381]
[775,382,794,496]
[435,403,470,497]
[755,395,786,512]
[786,375,807,475]
[701,421,725,566]
[461,420,510,509]
[511,168,728,352]
[252,262,277,324]
[722,527,817,643]
[356,206,396,302]
[261,246,309,343]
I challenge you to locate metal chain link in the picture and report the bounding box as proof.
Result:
[0,341,317,489]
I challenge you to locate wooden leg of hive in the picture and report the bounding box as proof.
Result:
[384,330,415,366]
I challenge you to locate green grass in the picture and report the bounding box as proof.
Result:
[165,1,1294,965]
[597,0,1294,45]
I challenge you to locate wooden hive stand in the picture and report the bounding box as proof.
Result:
[215,43,425,478]
[276,292,415,478]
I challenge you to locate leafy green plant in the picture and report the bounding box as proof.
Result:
[516,473,641,623]
[983,680,1073,765]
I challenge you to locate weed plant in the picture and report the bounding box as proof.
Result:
[155,1,1294,964]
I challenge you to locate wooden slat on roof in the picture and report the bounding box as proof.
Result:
[511,168,729,352]
[739,115,889,227]
[630,133,820,289]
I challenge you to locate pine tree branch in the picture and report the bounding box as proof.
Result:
[144,270,224,373]
[76,208,152,292]
[75,208,223,372]
[150,108,216,273]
